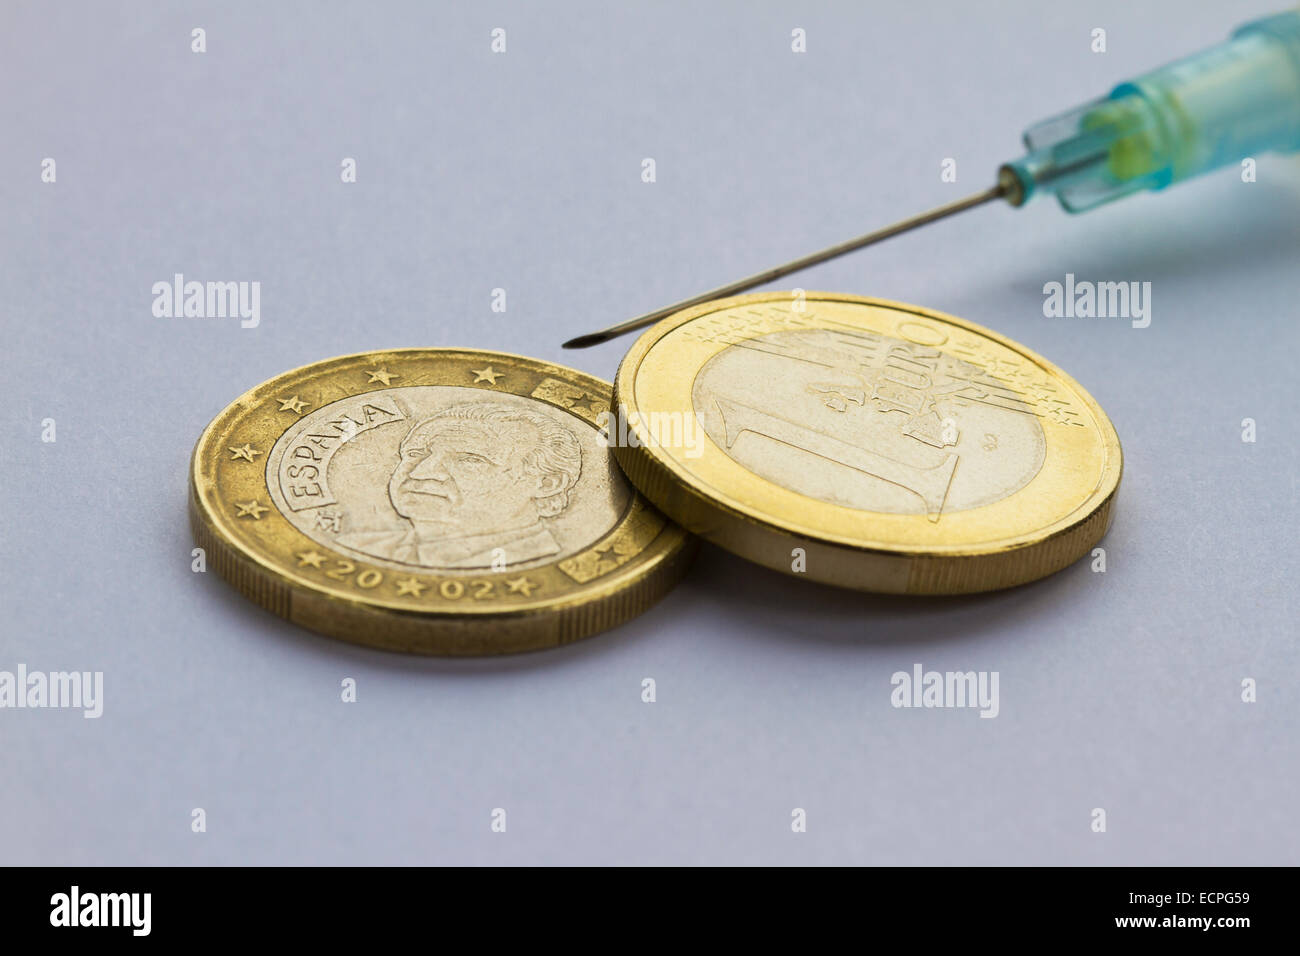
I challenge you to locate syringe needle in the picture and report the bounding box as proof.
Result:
[563,8,1300,348]
[562,180,1010,349]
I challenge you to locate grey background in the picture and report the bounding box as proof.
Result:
[2,0,1296,865]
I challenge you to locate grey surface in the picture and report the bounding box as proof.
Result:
[2,0,1296,866]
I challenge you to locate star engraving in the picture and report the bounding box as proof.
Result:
[471,366,501,385]
[568,394,607,415]
[278,395,309,414]
[228,443,261,463]
[366,368,397,386]
[235,500,269,519]
[505,576,538,596]
[394,577,427,596]
[593,543,622,568]
[296,550,327,568]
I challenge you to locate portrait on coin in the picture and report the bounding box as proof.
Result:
[336,402,584,568]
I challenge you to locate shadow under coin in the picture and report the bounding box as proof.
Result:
[680,541,1095,651]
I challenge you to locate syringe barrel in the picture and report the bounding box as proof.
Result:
[1003,9,1300,212]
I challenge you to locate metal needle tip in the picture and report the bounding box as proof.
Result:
[562,181,1009,348]
[561,331,613,349]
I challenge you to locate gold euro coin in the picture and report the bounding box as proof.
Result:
[612,292,1121,594]
[190,349,696,655]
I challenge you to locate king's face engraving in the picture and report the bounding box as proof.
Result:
[388,405,581,541]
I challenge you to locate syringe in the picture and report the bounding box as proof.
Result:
[564,8,1300,348]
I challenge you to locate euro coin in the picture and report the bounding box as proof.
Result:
[190,349,697,654]
[612,292,1121,594]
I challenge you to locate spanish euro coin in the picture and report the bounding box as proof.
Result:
[190,349,696,654]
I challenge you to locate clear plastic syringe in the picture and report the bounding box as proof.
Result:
[565,8,1300,348]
